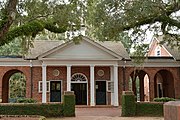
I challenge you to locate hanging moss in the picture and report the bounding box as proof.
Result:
[0,20,44,46]
[72,35,83,44]
[0,11,8,30]
[44,21,67,33]
[0,20,68,46]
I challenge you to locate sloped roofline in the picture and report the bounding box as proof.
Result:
[38,36,124,60]
[149,36,173,57]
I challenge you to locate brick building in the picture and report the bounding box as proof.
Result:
[0,36,179,106]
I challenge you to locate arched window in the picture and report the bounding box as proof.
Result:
[71,73,87,82]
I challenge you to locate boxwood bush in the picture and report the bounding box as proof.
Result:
[63,94,75,117]
[0,103,63,117]
[0,93,75,117]
[153,97,176,102]
[16,98,37,103]
[136,102,164,116]
[121,94,136,116]
[122,91,165,117]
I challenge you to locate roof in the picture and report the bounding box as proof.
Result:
[95,40,130,59]
[154,36,180,60]
[25,40,65,59]
[25,37,130,60]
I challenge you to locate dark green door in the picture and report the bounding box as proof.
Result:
[96,81,106,105]
[71,83,87,105]
[50,81,61,102]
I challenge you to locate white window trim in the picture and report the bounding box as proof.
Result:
[39,81,50,93]
[107,81,114,93]
[155,46,161,56]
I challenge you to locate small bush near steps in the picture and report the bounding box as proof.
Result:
[153,97,176,102]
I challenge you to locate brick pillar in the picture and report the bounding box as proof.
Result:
[149,76,155,101]
[139,75,144,101]
[131,76,137,96]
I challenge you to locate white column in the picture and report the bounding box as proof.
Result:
[90,65,95,106]
[114,65,119,106]
[67,65,71,91]
[42,64,47,103]
[110,66,114,105]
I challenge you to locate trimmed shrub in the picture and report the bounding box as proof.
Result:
[153,97,176,102]
[63,94,75,117]
[136,102,164,116]
[121,94,136,116]
[16,98,37,103]
[0,103,63,117]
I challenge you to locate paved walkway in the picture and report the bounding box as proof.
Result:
[48,107,164,120]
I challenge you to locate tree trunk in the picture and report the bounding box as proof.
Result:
[0,0,18,40]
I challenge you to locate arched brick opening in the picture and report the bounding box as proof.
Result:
[2,69,26,103]
[154,70,175,98]
[129,70,150,101]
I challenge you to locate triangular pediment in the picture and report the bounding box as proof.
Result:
[39,38,121,60]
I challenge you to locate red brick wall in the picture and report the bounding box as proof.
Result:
[125,67,180,101]
[32,66,67,102]
[31,67,42,102]
[0,65,179,106]
[0,66,30,103]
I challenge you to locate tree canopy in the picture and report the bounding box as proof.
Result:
[0,0,84,47]
[0,0,179,56]
[86,0,180,48]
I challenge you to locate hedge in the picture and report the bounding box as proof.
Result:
[16,98,37,103]
[0,103,63,117]
[153,97,176,102]
[0,92,75,117]
[136,102,164,116]
[121,91,164,117]
[63,94,75,117]
[121,94,136,116]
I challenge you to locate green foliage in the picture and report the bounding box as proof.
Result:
[86,0,180,53]
[131,44,149,66]
[16,98,37,103]
[136,102,164,116]
[122,91,164,117]
[0,38,23,56]
[0,103,63,117]
[0,0,86,50]
[9,73,26,98]
[63,94,75,117]
[1,20,44,46]
[0,94,76,117]
[72,35,83,44]
[121,94,136,116]
[153,97,176,102]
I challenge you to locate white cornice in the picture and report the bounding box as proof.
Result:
[119,59,180,67]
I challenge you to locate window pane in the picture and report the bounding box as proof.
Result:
[56,83,61,90]
[51,83,56,90]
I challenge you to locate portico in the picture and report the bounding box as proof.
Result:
[41,61,119,106]
[39,36,125,106]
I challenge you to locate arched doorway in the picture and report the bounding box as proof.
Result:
[154,70,175,98]
[129,70,150,102]
[71,73,88,105]
[2,70,26,103]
